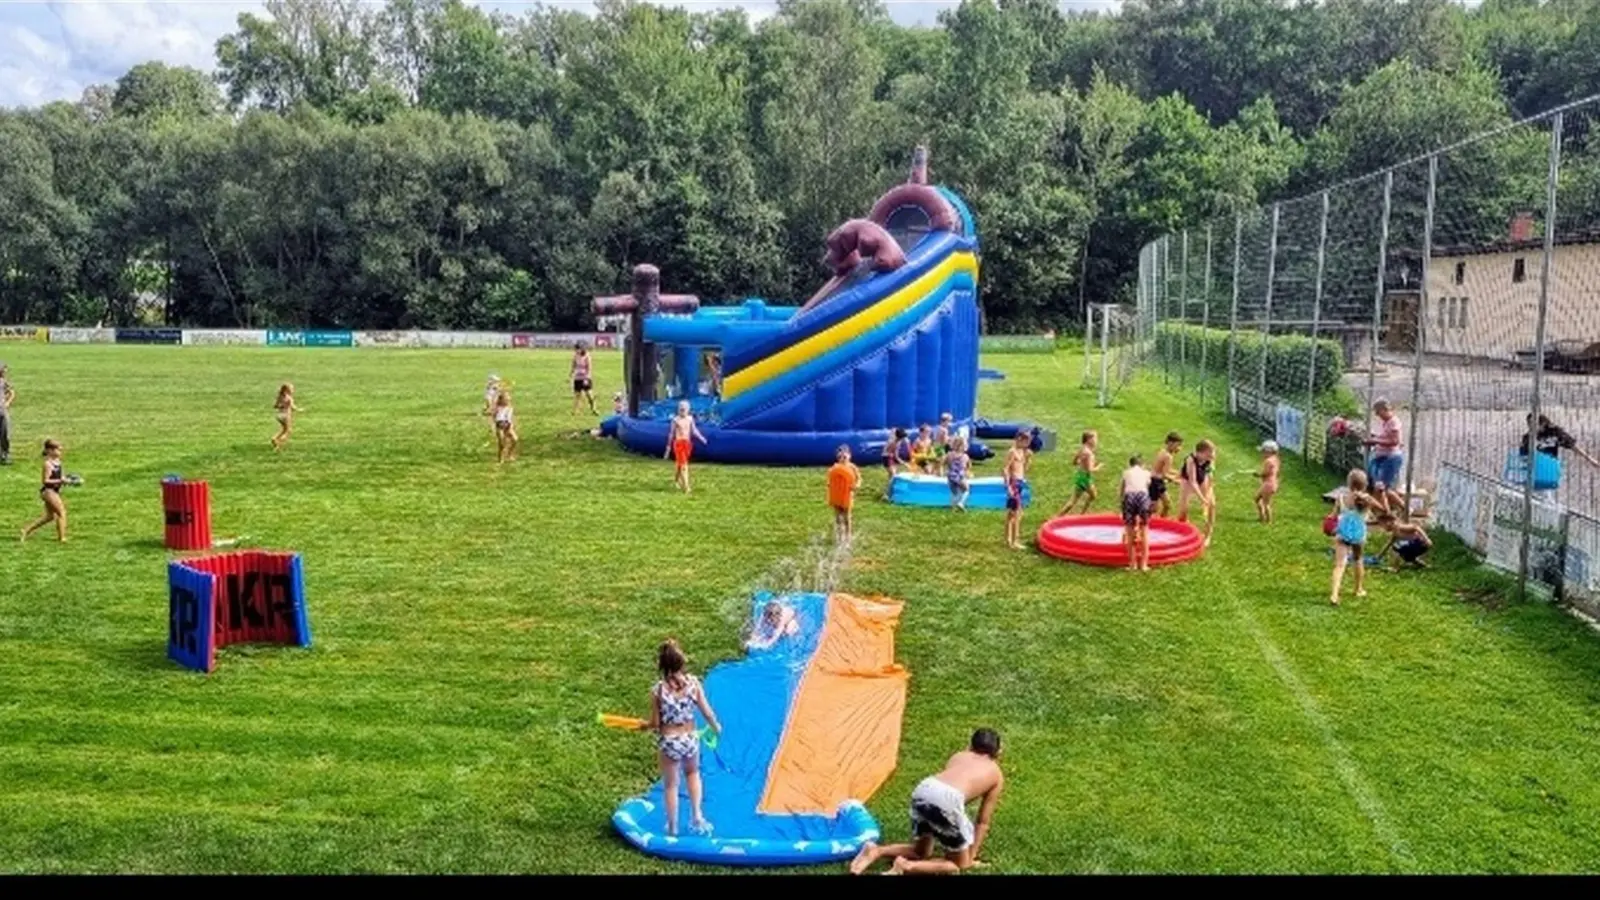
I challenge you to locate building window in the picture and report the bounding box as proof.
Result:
[1513,258,1527,283]
[1454,262,1465,285]
[1457,297,1468,329]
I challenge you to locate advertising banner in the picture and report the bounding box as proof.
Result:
[304,330,353,347]
[355,331,423,348]
[514,332,622,350]
[183,330,268,346]
[116,327,182,344]
[414,331,512,349]
[0,325,46,342]
[978,335,1055,353]
[1274,404,1306,455]
[49,328,117,344]
[1433,465,1486,553]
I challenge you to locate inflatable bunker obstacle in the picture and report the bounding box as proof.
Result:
[167,552,311,673]
[161,477,213,551]
[612,592,908,866]
[593,146,1048,466]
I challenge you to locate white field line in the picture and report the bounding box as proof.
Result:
[1228,587,1418,872]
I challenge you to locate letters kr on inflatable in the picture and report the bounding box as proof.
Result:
[167,552,311,674]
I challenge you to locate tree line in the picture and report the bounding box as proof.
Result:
[1,0,1598,333]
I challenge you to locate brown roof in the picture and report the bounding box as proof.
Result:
[1433,228,1600,258]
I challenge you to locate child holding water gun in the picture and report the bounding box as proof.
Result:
[1255,441,1281,524]
[648,640,722,837]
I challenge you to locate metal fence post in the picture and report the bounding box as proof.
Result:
[1200,223,1213,408]
[1088,286,1100,385]
[1403,156,1436,521]
[1306,191,1330,464]
[1179,230,1190,391]
[1227,213,1243,393]
[1365,173,1394,457]
[1520,112,1564,601]
[1259,203,1282,398]
[1161,236,1171,387]
[1099,306,1111,408]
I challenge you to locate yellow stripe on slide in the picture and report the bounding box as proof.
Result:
[722,252,978,400]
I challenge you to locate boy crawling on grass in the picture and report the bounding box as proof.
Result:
[849,728,1004,875]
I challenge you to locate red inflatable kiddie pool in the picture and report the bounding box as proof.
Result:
[1036,514,1206,567]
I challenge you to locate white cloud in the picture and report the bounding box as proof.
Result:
[0,0,1122,109]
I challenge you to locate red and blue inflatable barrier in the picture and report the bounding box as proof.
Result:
[168,552,311,673]
[161,477,213,551]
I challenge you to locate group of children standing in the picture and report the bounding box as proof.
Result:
[1056,430,1225,570]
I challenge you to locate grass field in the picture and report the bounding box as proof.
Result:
[3,345,1600,874]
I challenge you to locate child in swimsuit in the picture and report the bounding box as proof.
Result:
[1058,430,1101,516]
[1255,440,1281,524]
[882,428,909,499]
[493,390,518,463]
[613,391,626,416]
[571,344,598,416]
[271,383,303,452]
[946,437,971,511]
[666,400,707,493]
[1150,432,1182,518]
[827,445,862,543]
[745,599,799,651]
[1003,432,1032,550]
[932,413,955,473]
[1375,512,1432,571]
[1178,439,1217,547]
[21,439,67,543]
[911,425,937,474]
[1120,455,1153,572]
[648,640,722,837]
[1330,469,1374,605]
[484,375,501,416]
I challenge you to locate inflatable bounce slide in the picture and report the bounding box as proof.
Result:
[592,147,1046,466]
[611,592,908,866]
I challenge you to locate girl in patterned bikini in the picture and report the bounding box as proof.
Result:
[648,640,723,837]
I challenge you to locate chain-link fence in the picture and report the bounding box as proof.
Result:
[1136,94,1600,613]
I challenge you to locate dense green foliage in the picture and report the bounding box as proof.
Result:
[5,345,1600,873]
[1155,322,1346,397]
[3,0,1600,331]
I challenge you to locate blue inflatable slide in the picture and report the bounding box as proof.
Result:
[592,146,1050,466]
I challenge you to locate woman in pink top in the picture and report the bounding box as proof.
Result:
[1364,398,1404,513]
[571,343,598,416]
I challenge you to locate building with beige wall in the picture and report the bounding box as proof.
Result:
[1422,232,1600,361]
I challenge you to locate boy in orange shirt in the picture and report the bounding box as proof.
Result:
[828,445,863,544]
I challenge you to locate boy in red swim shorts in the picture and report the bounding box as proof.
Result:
[665,400,708,494]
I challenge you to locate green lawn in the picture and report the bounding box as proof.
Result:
[2,345,1599,874]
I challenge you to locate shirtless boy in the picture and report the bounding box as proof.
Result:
[1058,430,1101,515]
[1003,432,1032,550]
[665,400,708,493]
[1150,432,1182,518]
[849,728,1004,875]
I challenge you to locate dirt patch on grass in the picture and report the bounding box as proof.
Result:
[1455,586,1509,612]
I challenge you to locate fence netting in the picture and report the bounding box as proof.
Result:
[1135,94,1600,615]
